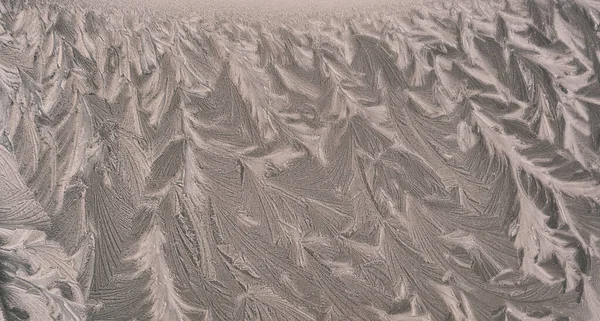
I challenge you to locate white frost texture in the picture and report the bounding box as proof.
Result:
[1,0,600,320]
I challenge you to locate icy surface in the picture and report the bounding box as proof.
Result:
[1,0,600,320]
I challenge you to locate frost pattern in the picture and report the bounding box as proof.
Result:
[1,0,600,320]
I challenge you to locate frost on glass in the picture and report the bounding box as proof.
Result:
[1,0,600,320]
